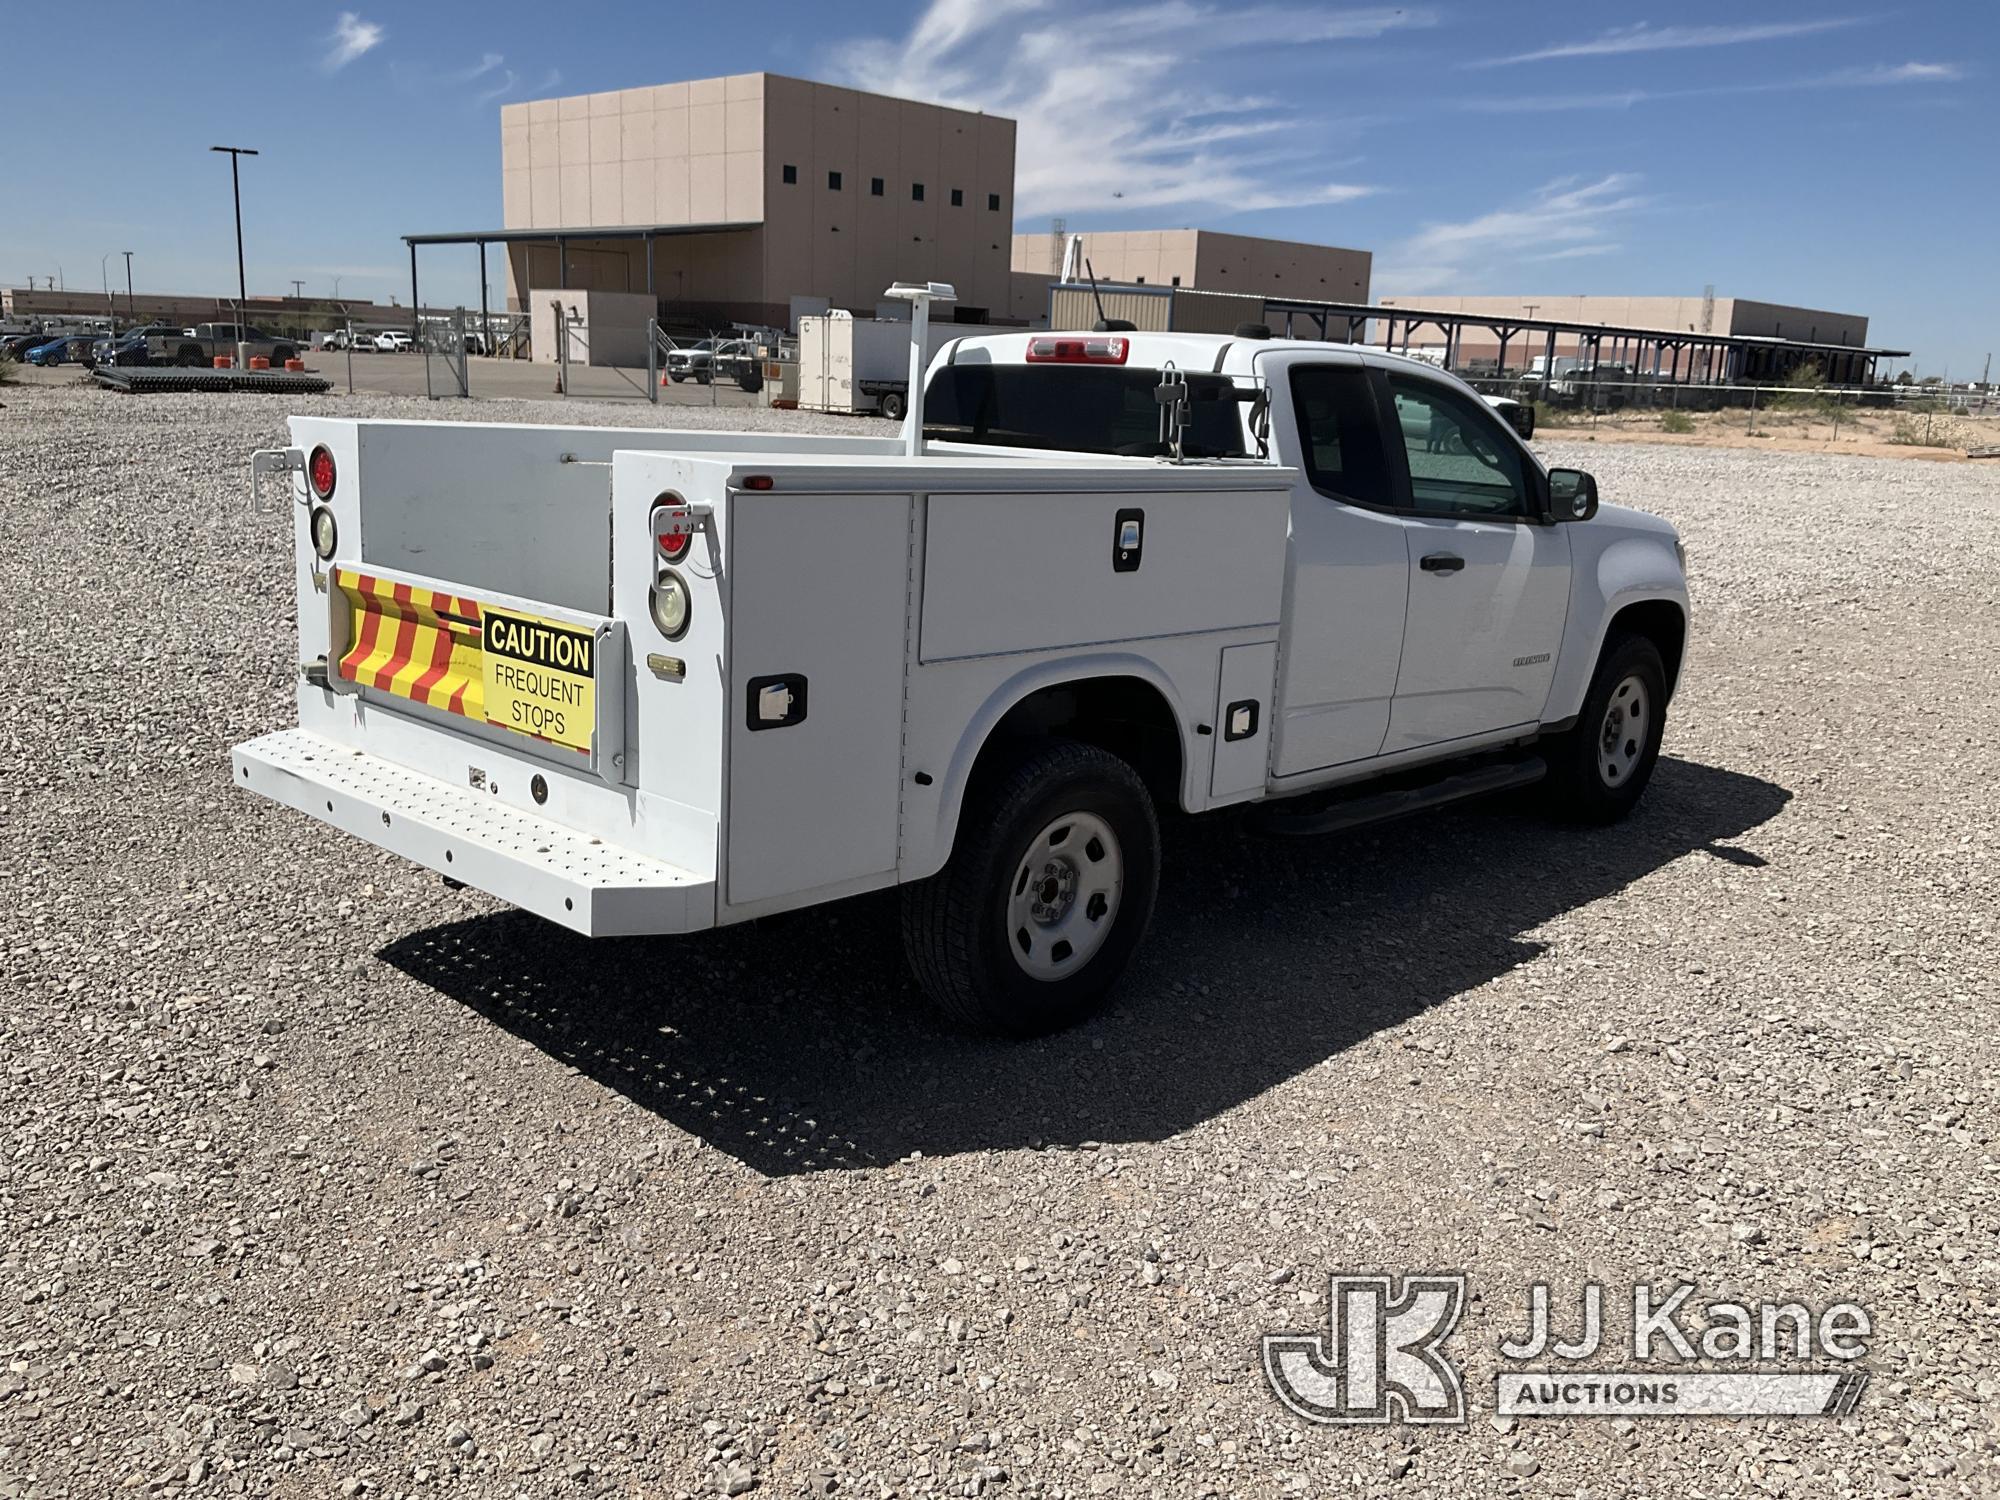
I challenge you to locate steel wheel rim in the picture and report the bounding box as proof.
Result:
[1006,810,1123,980]
[1597,673,1650,788]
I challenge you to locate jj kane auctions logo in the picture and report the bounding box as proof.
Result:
[1263,1275,1871,1424]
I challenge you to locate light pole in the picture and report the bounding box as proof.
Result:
[122,251,134,326]
[211,145,258,366]
[101,253,117,337]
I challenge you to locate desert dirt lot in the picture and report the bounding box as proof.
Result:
[2,380,1997,1499]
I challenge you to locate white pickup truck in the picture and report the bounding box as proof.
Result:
[234,292,1688,1035]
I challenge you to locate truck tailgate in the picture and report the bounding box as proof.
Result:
[328,563,626,777]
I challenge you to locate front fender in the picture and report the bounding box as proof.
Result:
[902,652,1199,885]
[1544,532,1689,725]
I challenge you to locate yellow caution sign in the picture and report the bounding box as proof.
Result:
[479,606,597,753]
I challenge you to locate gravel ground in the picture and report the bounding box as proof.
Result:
[2,379,1997,1499]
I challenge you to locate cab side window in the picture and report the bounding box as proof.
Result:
[1386,375,1531,517]
[1288,365,1392,509]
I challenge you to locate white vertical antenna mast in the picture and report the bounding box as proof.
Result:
[884,281,956,458]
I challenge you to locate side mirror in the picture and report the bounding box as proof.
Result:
[1547,468,1599,523]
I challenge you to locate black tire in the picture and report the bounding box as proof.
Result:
[695,370,711,385]
[1543,633,1667,823]
[737,369,763,393]
[272,345,296,364]
[902,741,1160,1036]
[176,346,202,367]
[879,389,908,422]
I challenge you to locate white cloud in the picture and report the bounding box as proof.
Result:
[1375,174,1648,294]
[1525,243,1620,263]
[1464,59,1963,112]
[1465,91,1649,114]
[322,12,384,71]
[834,0,1426,218]
[1474,17,1864,67]
[1830,61,1963,83]
[474,68,522,106]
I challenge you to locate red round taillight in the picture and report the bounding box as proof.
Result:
[651,494,692,562]
[308,445,337,500]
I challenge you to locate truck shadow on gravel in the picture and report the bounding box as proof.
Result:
[381,755,1788,1176]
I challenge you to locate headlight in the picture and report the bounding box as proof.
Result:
[310,505,338,560]
[650,568,691,640]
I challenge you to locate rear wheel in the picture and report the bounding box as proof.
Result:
[1543,634,1667,822]
[879,389,908,422]
[902,742,1160,1036]
[176,346,202,367]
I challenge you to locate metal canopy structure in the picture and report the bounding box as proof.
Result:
[1239,288,1908,385]
[1056,281,1908,386]
[399,221,758,347]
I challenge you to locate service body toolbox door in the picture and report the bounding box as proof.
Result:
[724,490,912,908]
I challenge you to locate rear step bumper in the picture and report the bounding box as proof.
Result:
[231,729,713,937]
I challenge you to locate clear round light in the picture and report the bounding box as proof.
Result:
[650,569,691,640]
[310,505,338,560]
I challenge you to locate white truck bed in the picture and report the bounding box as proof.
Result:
[238,416,1295,935]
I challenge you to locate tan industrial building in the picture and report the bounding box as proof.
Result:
[1372,293,1873,380]
[392,70,1897,381]
[1009,229,1371,322]
[494,72,1017,327]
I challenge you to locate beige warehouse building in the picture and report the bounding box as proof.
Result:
[496,72,1017,327]
[1009,228,1371,322]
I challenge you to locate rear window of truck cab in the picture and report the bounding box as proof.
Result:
[924,364,1249,459]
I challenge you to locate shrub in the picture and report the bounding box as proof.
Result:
[1659,409,1695,434]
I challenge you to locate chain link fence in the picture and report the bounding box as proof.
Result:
[1451,368,1997,451]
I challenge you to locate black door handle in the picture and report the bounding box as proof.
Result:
[1420,552,1465,573]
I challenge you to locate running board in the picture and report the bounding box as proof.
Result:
[1256,756,1547,837]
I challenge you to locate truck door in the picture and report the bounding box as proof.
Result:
[1268,359,1410,775]
[1376,372,1570,754]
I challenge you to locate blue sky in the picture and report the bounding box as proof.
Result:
[5,3,1992,374]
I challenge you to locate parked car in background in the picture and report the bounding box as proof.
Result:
[371,330,414,353]
[25,334,100,366]
[94,334,151,367]
[181,324,301,365]
[92,325,195,367]
[2,332,53,359]
[664,338,718,383]
[710,338,765,392]
[1484,393,1536,440]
